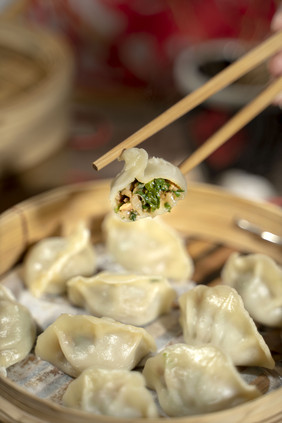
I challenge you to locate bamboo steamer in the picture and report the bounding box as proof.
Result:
[0,21,74,174]
[0,180,281,423]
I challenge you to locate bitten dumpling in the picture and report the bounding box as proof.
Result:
[221,253,282,328]
[35,314,156,377]
[179,285,275,369]
[0,285,36,376]
[67,271,176,326]
[110,148,187,221]
[23,223,96,297]
[102,212,194,281]
[63,368,159,418]
[143,343,261,417]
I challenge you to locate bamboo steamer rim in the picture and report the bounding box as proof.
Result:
[1,179,281,277]
[0,20,74,121]
[0,374,281,423]
[0,179,282,423]
[0,20,74,172]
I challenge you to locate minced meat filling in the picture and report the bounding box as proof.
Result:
[115,178,184,221]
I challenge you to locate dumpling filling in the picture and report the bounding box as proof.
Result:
[109,148,187,222]
[115,178,185,221]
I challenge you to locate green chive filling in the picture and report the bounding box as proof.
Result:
[116,178,184,219]
[135,178,183,213]
[129,211,137,221]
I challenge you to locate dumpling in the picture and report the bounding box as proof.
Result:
[143,343,261,417]
[102,212,194,281]
[35,314,156,377]
[0,285,36,376]
[179,285,274,369]
[23,223,96,297]
[221,253,282,328]
[63,368,159,418]
[67,271,176,326]
[110,148,186,221]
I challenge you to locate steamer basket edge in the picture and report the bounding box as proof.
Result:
[0,374,281,423]
[0,179,281,276]
[0,21,74,173]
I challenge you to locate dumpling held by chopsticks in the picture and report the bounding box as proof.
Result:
[110,148,187,221]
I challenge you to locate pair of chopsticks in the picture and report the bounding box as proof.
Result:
[93,30,282,175]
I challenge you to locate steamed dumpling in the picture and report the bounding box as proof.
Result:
[143,343,261,417]
[35,314,156,377]
[0,285,36,376]
[221,253,282,328]
[63,368,159,418]
[67,271,176,326]
[110,148,186,221]
[179,285,274,369]
[102,212,193,281]
[23,223,96,297]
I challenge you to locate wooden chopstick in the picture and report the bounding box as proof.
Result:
[93,30,282,171]
[179,74,282,174]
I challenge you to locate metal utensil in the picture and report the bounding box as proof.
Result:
[234,218,282,246]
